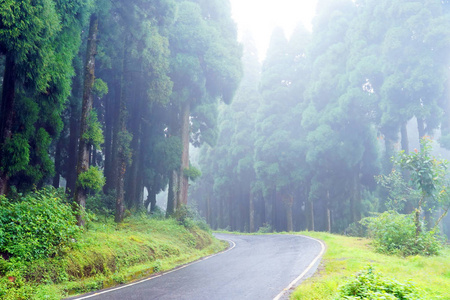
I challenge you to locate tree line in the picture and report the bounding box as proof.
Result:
[0,0,242,225]
[191,0,450,234]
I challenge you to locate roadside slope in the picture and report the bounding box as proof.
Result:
[0,216,227,300]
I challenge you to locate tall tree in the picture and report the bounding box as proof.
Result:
[167,0,242,212]
[74,13,99,226]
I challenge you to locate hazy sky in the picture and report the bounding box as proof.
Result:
[229,0,318,60]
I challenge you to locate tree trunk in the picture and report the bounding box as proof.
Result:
[0,54,16,195]
[206,190,211,225]
[219,196,224,229]
[177,102,190,208]
[401,122,409,154]
[417,117,426,143]
[285,195,293,232]
[114,38,132,223]
[326,190,331,233]
[350,166,362,223]
[249,190,255,233]
[52,136,63,188]
[126,73,142,210]
[166,170,177,217]
[309,200,315,231]
[228,195,233,230]
[383,137,395,174]
[106,78,122,196]
[149,190,157,213]
[103,87,114,193]
[66,95,81,196]
[74,14,98,226]
[400,122,414,213]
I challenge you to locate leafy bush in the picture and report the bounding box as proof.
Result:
[0,188,81,261]
[362,211,442,256]
[336,266,424,299]
[257,223,273,233]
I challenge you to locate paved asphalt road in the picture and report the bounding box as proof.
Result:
[68,234,325,300]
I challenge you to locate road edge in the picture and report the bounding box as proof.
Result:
[273,234,326,300]
[68,238,236,300]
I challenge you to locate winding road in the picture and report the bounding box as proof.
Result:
[68,234,325,300]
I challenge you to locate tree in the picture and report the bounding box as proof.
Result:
[74,13,99,226]
[0,0,88,195]
[397,138,449,236]
[167,0,241,213]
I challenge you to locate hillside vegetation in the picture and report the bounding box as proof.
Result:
[0,211,226,300]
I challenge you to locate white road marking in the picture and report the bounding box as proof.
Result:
[71,239,236,300]
[273,235,326,300]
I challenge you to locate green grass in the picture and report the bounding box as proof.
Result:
[0,215,227,300]
[290,232,450,300]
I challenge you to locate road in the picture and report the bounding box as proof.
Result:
[68,234,325,300]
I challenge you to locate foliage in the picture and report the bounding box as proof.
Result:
[335,266,423,299]
[118,130,133,166]
[86,191,115,217]
[92,78,108,99]
[0,134,30,175]
[76,166,105,192]
[183,166,202,181]
[0,188,81,261]
[375,169,421,212]
[394,138,449,236]
[83,110,104,148]
[174,205,210,232]
[361,211,442,256]
[396,138,447,199]
[0,213,223,299]
[257,223,273,233]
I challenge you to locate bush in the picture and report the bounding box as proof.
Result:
[362,211,442,256]
[174,205,210,232]
[0,188,81,261]
[336,266,424,299]
[257,223,273,233]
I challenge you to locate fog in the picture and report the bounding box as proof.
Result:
[190,0,450,237]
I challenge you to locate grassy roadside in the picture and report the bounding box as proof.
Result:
[291,232,450,299]
[0,215,227,300]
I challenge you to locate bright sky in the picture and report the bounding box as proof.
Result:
[229,0,318,60]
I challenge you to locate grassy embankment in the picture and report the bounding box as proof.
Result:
[0,215,227,300]
[291,232,450,299]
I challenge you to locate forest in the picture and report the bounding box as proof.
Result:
[1,0,450,239]
[190,0,450,236]
[0,0,241,225]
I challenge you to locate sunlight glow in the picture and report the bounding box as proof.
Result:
[229,0,318,60]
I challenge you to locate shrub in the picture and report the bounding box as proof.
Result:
[0,188,81,261]
[174,205,210,232]
[362,211,442,256]
[257,223,273,233]
[336,266,424,299]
